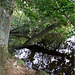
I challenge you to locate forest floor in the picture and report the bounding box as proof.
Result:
[5,57,37,75]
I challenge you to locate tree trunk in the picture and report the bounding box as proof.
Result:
[0,1,13,75]
[15,22,61,49]
[25,22,60,45]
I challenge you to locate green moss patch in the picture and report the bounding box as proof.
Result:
[17,59,25,66]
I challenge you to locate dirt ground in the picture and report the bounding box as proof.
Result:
[5,57,37,75]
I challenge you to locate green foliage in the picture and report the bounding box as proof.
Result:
[1,0,14,11]
[57,25,74,39]
[12,52,17,56]
[17,60,25,66]
[8,1,74,74]
[9,0,74,48]
[37,70,49,75]
[9,36,28,48]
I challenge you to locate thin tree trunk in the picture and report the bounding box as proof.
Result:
[0,1,13,74]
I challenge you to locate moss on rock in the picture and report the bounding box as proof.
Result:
[39,32,63,50]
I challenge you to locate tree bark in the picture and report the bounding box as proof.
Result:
[0,1,13,75]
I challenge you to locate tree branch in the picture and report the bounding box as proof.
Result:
[11,34,30,39]
[52,6,74,26]
[54,28,62,39]
[10,31,28,34]
[11,25,25,32]
[26,44,66,57]
[14,22,61,49]
[24,22,60,45]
